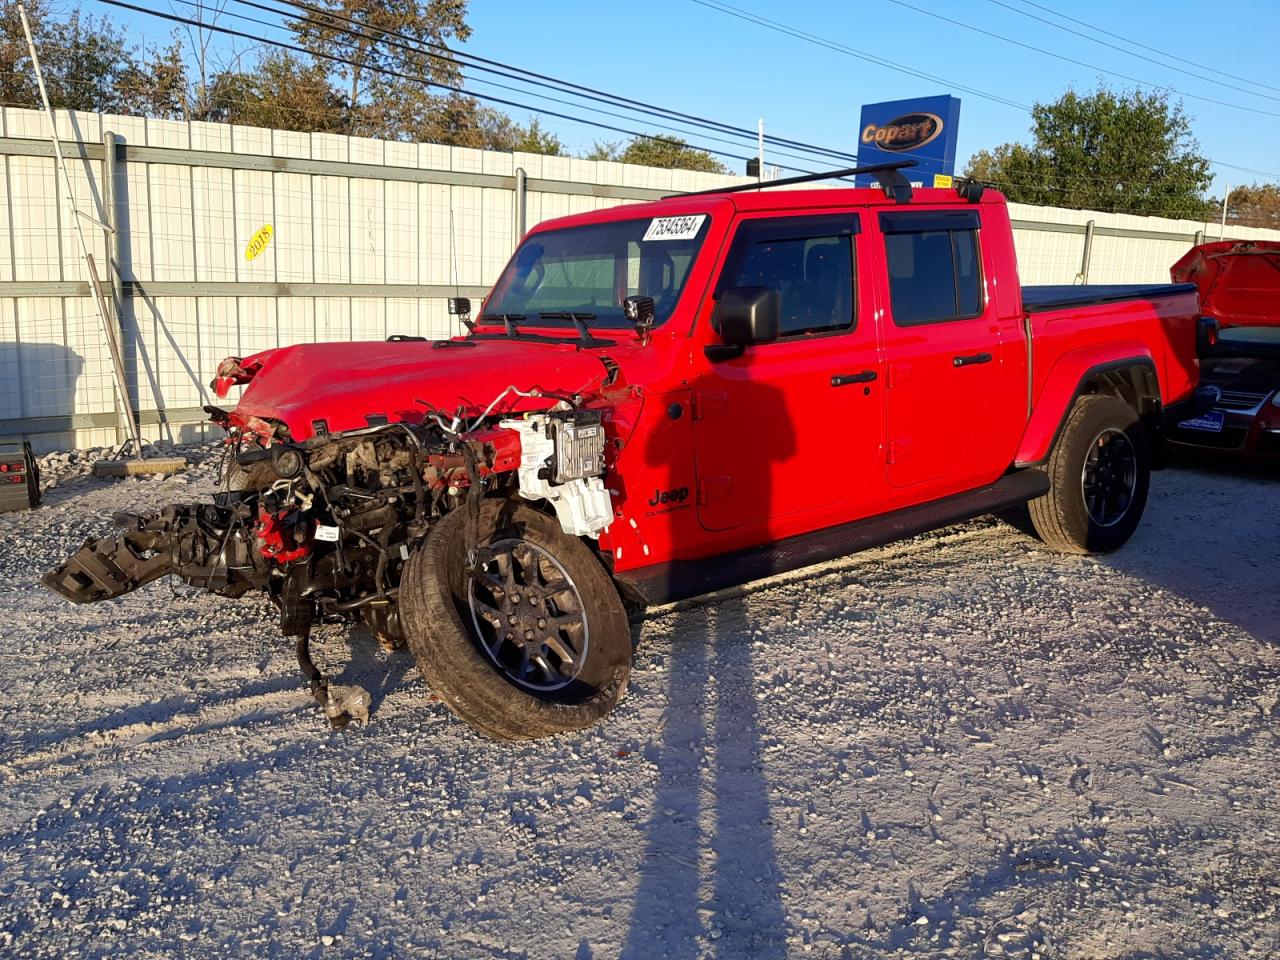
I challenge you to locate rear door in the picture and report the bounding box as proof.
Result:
[875,210,1013,491]
[692,211,886,532]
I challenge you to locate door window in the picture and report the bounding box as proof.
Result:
[880,211,983,326]
[715,214,859,337]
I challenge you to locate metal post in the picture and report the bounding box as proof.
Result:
[17,3,143,455]
[1194,229,1204,246]
[757,118,765,183]
[1076,219,1095,285]
[514,166,527,245]
[103,131,126,444]
[1219,184,1232,239]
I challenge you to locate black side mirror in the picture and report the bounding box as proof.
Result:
[713,286,780,346]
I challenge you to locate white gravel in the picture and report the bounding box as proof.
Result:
[0,448,1277,958]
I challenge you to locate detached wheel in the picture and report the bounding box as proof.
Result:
[1028,394,1150,554]
[400,501,631,740]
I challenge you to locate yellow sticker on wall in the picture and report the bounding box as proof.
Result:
[245,224,274,261]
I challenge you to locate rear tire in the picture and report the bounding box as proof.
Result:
[1028,394,1150,554]
[400,500,631,740]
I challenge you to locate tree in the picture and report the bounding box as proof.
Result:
[1217,183,1280,230]
[510,118,565,157]
[205,51,347,132]
[588,134,726,173]
[964,87,1212,218]
[289,0,470,137]
[116,40,189,120]
[0,0,566,156]
[0,0,189,118]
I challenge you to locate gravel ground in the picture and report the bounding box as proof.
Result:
[0,447,1276,959]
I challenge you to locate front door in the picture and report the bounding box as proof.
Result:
[692,212,885,532]
[875,210,1009,492]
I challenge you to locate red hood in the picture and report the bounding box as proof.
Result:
[230,338,613,440]
[1171,240,1280,329]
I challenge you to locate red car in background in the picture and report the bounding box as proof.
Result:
[1168,241,1280,459]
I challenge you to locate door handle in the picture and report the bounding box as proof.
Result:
[953,352,993,367]
[831,370,878,387]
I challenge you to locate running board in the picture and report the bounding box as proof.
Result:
[616,469,1049,606]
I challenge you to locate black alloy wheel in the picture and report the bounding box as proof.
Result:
[468,539,589,692]
[1081,427,1138,528]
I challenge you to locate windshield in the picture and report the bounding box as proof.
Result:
[483,214,711,329]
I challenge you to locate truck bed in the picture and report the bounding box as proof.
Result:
[1022,283,1198,313]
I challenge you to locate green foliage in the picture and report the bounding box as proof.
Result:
[289,0,471,137]
[0,0,187,118]
[585,140,623,162]
[1217,183,1280,230]
[510,118,565,157]
[964,87,1213,219]
[204,52,348,133]
[588,134,726,173]
[1,0,708,170]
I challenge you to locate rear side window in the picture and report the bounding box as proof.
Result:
[716,213,859,337]
[881,211,983,326]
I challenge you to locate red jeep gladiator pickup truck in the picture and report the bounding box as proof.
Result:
[44,163,1201,739]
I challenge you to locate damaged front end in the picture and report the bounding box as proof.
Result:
[42,501,262,603]
[42,395,619,728]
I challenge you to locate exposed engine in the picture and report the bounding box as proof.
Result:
[42,397,615,726]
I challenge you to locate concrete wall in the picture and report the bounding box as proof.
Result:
[2,107,1278,451]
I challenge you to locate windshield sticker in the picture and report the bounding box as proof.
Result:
[642,215,706,242]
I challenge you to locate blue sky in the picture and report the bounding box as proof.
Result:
[101,0,1280,200]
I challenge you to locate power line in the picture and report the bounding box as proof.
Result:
[691,0,1280,186]
[47,0,1280,191]
[992,0,1280,99]
[886,0,1280,115]
[688,0,1031,112]
[210,0,855,170]
[251,0,861,164]
[91,0,805,173]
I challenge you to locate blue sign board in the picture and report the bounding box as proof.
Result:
[854,95,961,188]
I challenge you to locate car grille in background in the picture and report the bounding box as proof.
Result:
[1216,390,1269,411]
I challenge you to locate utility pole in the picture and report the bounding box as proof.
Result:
[757,118,765,183]
[1219,183,1233,239]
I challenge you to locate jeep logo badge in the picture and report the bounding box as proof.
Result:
[860,112,943,153]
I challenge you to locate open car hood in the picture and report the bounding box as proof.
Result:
[229,338,612,441]
[1171,240,1280,329]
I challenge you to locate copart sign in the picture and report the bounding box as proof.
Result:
[854,95,961,189]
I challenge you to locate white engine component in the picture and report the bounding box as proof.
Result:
[499,414,614,538]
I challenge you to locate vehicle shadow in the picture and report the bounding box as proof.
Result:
[1101,452,1280,644]
[3,624,409,765]
[620,345,792,956]
[327,625,416,718]
[620,602,788,958]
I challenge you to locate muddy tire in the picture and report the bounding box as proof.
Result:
[400,500,631,740]
[1028,395,1150,554]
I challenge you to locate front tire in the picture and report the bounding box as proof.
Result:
[1028,394,1150,554]
[400,501,631,740]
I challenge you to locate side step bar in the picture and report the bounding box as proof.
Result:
[617,469,1049,606]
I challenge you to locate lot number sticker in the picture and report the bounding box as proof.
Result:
[642,215,706,242]
[245,224,274,261]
